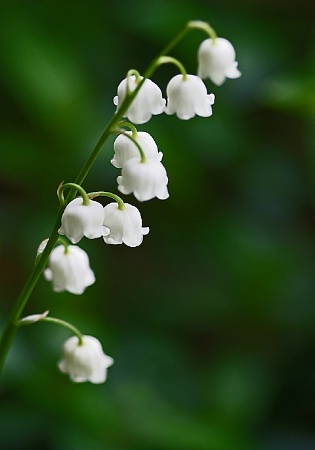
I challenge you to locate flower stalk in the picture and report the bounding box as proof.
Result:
[87,191,125,210]
[41,316,84,345]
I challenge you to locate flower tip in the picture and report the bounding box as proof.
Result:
[105,355,114,367]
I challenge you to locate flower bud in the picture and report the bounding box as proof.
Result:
[19,311,49,325]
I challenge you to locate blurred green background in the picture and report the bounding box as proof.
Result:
[1,0,315,449]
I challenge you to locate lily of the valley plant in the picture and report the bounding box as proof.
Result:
[0,21,241,384]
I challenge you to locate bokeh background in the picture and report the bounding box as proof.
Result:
[1,0,315,449]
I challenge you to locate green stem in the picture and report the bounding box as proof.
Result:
[117,121,138,138]
[187,20,217,40]
[58,183,90,206]
[0,20,207,376]
[0,206,63,372]
[114,129,146,163]
[126,69,142,84]
[41,317,84,345]
[56,236,70,250]
[156,56,188,78]
[88,191,125,210]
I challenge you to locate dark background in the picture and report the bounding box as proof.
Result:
[1,0,315,449]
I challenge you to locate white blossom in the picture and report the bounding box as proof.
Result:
[165,74,215,120]
[103,202,149,247]
[117,157,169,202]
[44,245,95,295]
[113,75,165,124]
[59,198,109,244]
[58,335,114,384]
[197,38,241,86]
[111,131,163,169]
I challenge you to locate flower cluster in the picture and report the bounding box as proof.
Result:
[35,23,241,384]
[113,35,240,123]
[114,72,215,123]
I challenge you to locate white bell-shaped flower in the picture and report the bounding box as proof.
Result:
[111,131,163,169]
[103,202,149,247]
[59,198,109,244]
[117,157,169,202]
[113,75,166,124]
[197,38,241,86]
[165,74,215,120]
[44,245,95,295]
[58,335,114,384]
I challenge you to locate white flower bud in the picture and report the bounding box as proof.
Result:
[111,131,162,169]
[59,198,109,244]
[165,74,215,120]
[103,202,149,247]
[113,75,165,124]
[117,158,169,202]
[58,335,114,384]
[36,238,49,258]
[19,310,49,325]
[197,38,241,86]
[44,245,95,295]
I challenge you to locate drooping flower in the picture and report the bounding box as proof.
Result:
[197,38,241,86]
[117,158,169,202]
[111,131,163,169]
[58,335,114,384]
[59,197,109,244]
[113,75,166,124]
[44,245,95,295]
[165,74,215,120]
[103,202,149,247]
